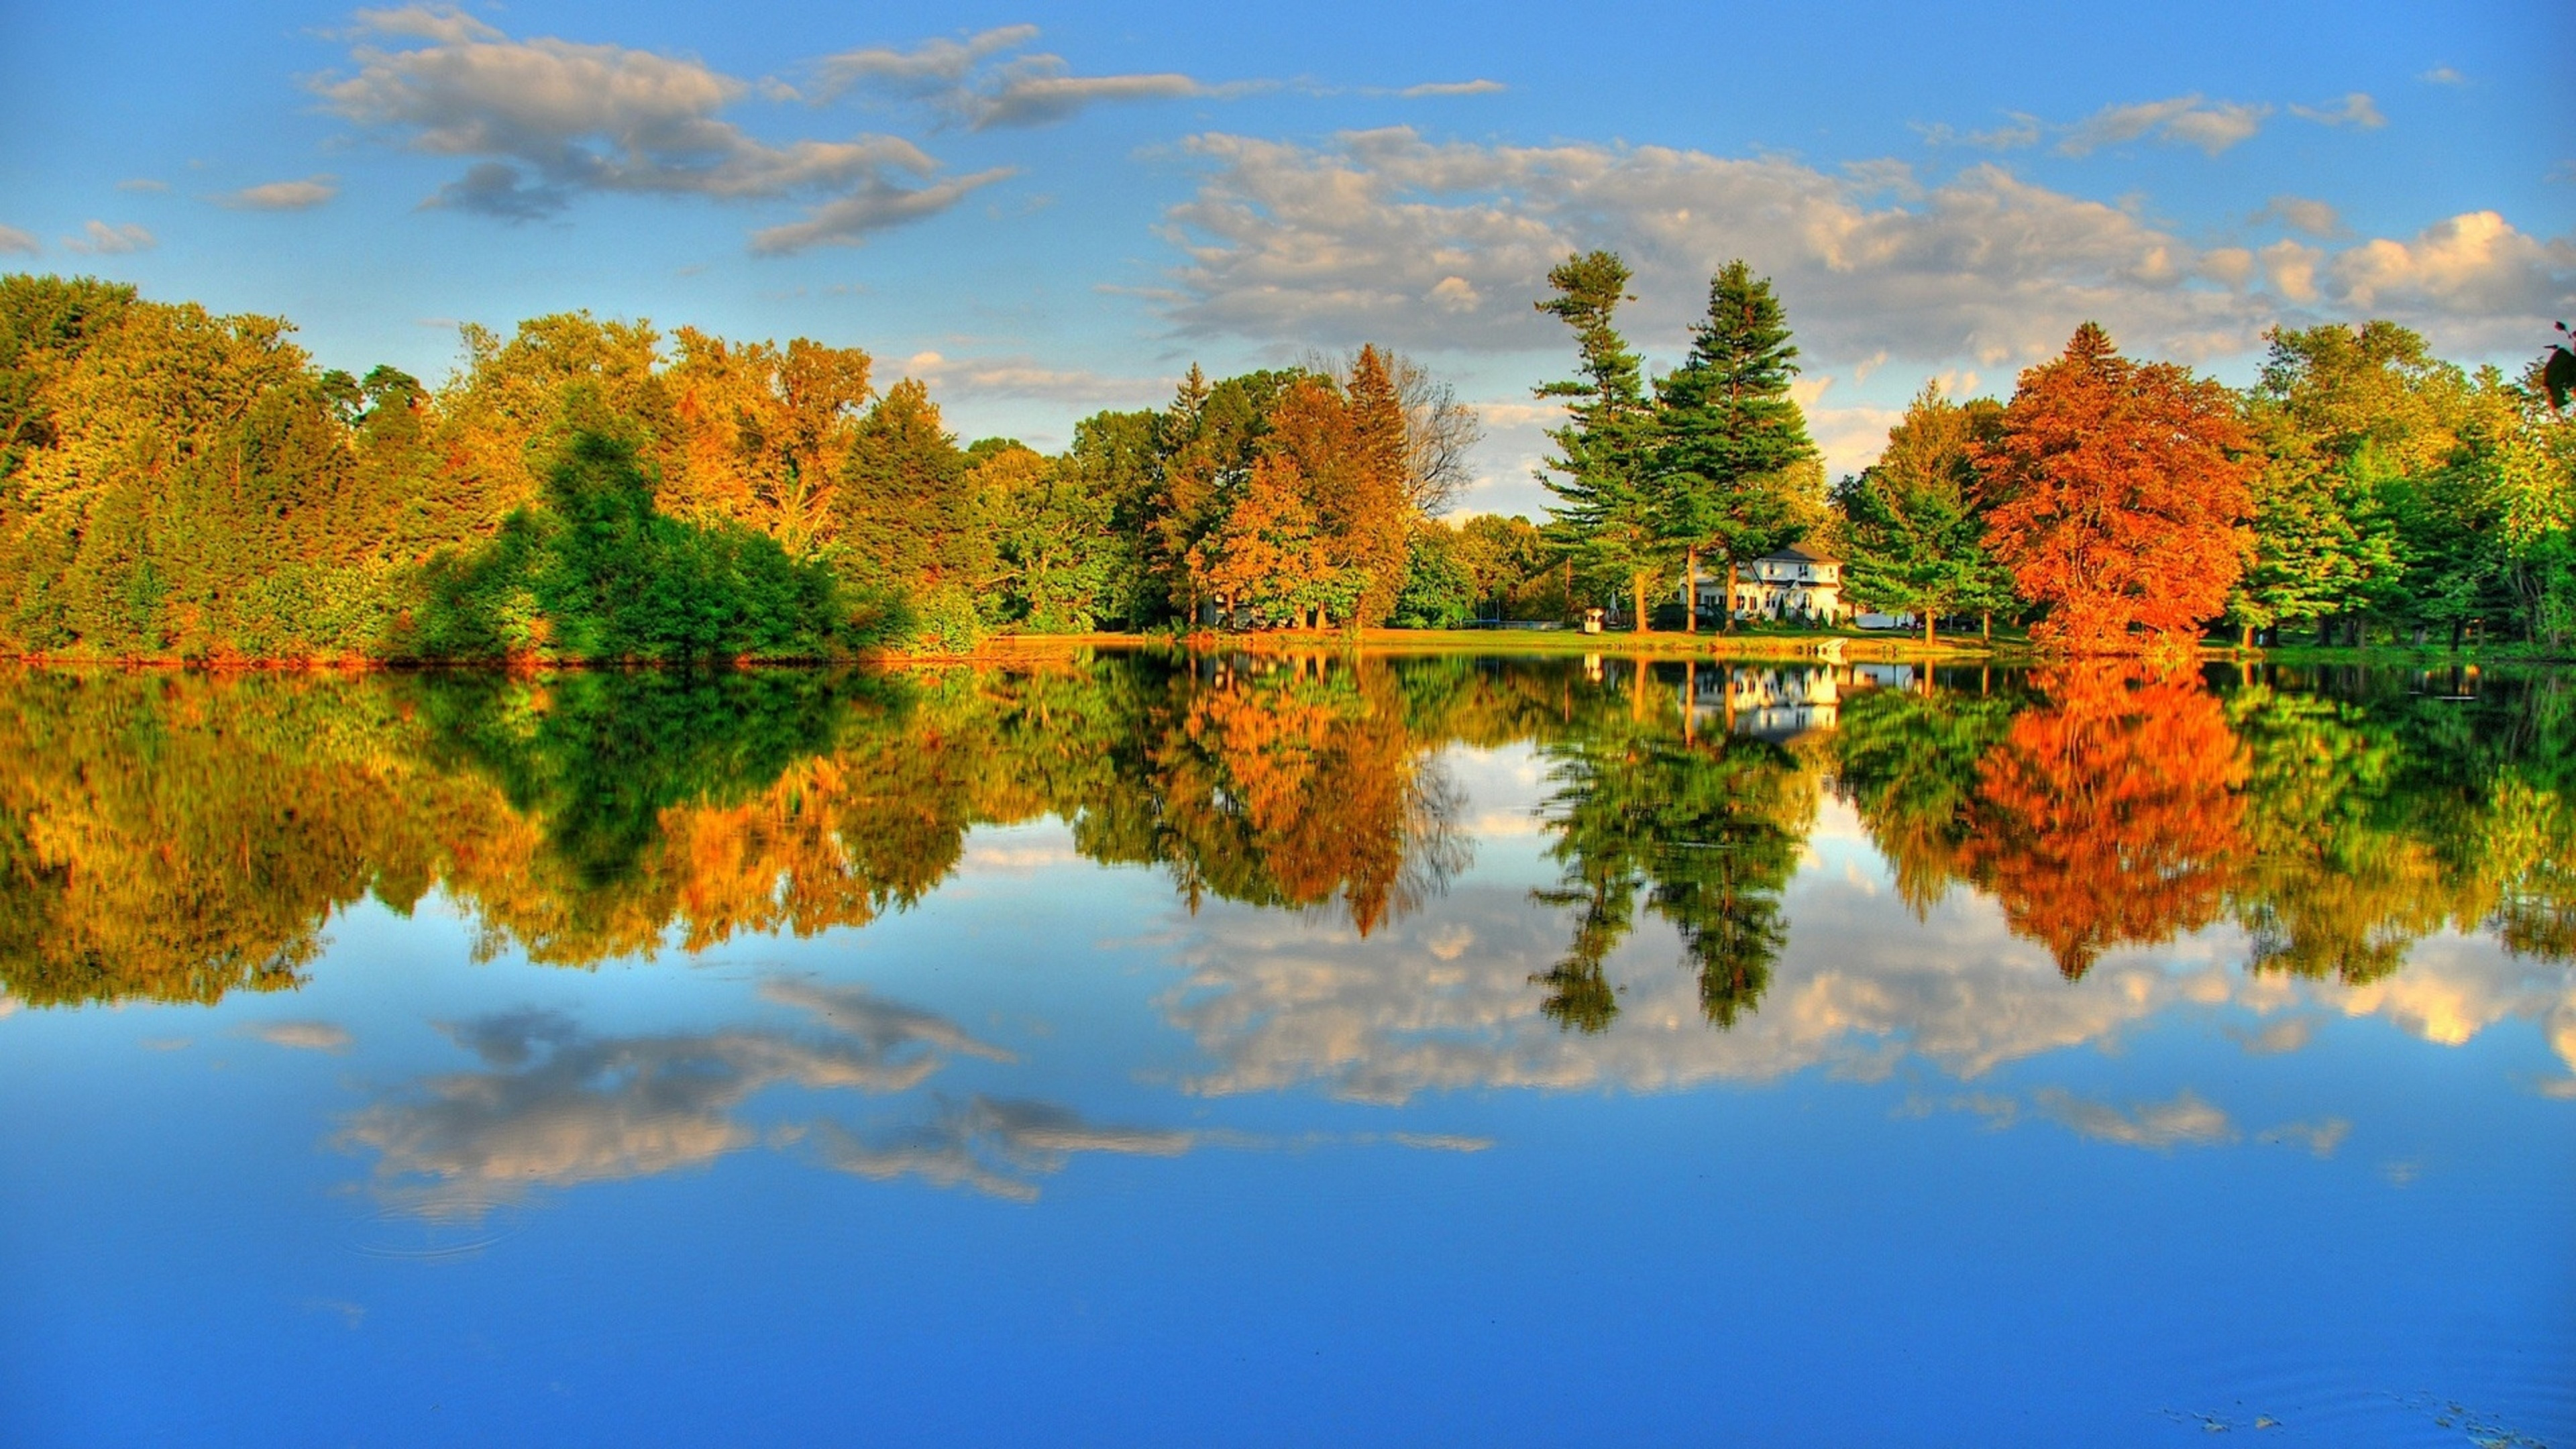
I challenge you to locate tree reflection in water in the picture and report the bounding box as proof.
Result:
[1530,659,1813,1031]
[0,652,2568,1019]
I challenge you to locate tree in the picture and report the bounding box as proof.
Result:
[1190,453,1337,626]
[1534,251,1662,632]
[1654,260,1819,632]
[1454,513,1562,621]
[2247,321,2463,643]
[835,378,990,647]
[1311,345,1483,517]
[979,443,1116,633]
[2545,321,2575,412]
[1833,383,2007,644]
[1267,362,1408,627]
[1393,521,1477,628]
[1955,663,2250,976]
[1981,323,2257,652]
[667,328,871,555]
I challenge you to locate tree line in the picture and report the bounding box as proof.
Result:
[7,266,2571,660]
[0,274,1481,662]
[1524,248,2576,653]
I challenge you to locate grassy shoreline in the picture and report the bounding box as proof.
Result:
[7,628,2567,669]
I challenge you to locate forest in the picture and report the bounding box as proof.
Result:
[0,273,1477,662]
[3,653,2569,1020]
[1,266,2571,661]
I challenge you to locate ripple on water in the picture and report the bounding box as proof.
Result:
[2162,1343,2573,1446]
[340,1199,528,1262]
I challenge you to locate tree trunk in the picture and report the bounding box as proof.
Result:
[1981,612,1992,644]
[1633,573,1650,634]
[1723,559,1738,633]
[1682,545,1699,634]
[2318,616,2335,648]
[2239,623,2253,650]
[1923,610,1935,647]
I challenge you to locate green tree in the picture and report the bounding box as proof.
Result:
[1393,521,1477,628]
[1833,384,2008,643]
[1654,260,1819,631]
[1534,251,1662,631]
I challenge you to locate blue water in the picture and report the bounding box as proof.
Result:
[2,663,2571,1447]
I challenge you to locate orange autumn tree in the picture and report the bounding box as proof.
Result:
[1263,347,1413,627]
[1980,323,2257,651]
[667,328,872,556]
[1955,662,2251,977]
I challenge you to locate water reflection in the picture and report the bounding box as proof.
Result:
[341,983,1004,1212]
[2,653,2570,1029]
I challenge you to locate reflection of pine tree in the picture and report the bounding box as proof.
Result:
[1531,666,1815,1030]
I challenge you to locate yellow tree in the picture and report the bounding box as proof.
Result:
[667,329,871,555]
[1191,454,1326,625]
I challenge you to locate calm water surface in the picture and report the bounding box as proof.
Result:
[1,652,2569,1446]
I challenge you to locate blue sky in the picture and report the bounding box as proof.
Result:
[3,0,2570,515]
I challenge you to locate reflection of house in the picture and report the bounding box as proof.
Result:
[1693,544,1845,623]
[1688,664,1845,741]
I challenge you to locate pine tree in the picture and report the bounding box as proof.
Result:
[1654,260,1817,632]
[1534,251,1661,631]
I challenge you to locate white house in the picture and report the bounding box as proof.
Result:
[1692,543,1845,623]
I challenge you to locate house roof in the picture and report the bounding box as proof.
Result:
[1762,541,1836,564]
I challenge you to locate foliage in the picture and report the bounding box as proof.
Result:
[402,431,869,663]
[1980,323,2259,651]
[1833,384,2010,637]
[0,274,1483,657]
[1534,251,1665,631]
[1654,259,1820,620]
[1393,523,1478,628]
[5,655,2571,1018]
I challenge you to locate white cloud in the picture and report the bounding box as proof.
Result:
[317,7,994,250]
[2032,1088,2238,1150]
[62,220,155,254]
[2256,195,2343,237]
[972,71,1214,131]
[2330,210,2576,320]
[2258,1116,2351,1157]
[2058,95,2270,156]
[2259,238,2325,304]
[813,1096,1195,1202]
[812,25,1238,131]
[1161,127,2259,364]
[745,168,1016,253]
[1914,113,2045,150]
[214,176,340,211]
[339,987,1010,1214]
[898,349,1170,406]
[2420,66,2467,86]
[0,225,37,256]
[2290,93,2387,129]
[810,25,1041,101]
[1401,80,1507,99]
[1157,127,2576,368]
[248,1020,354,1053]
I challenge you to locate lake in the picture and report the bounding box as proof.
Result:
[1,651,2568,1446]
